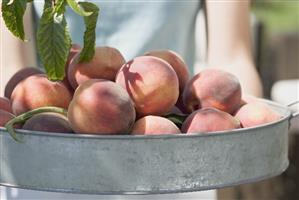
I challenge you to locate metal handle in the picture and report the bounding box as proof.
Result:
[287,100,299,119]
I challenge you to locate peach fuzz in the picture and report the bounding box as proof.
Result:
[63,44,82,93]
[115,56,179,117]
[144,50,190,92]
[4,67,44,99]
[23,112,73,133]
[181,107,241,134]
[68,46,125,89]
[11,74,72,115]
[0,97,12,113]
[68,79,136,135]
[131,115,180,135]
[0,110,15,127]
[235,102,281,128]
[183,69,242,114]
[144,50,190,113]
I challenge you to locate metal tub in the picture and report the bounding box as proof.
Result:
[0,99,296,194]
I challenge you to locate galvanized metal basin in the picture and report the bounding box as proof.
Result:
[0,99,295,194]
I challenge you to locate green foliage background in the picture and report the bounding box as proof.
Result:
[252,0,299,34]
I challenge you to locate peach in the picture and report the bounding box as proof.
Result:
[66,44,81,68]
[234,94,260,114]
[62,77,75,94]
[0,110,15,127]
[68,79,136,134]
[235,102,281,128]
[181,107,241,133]
[4,67,44,99]
[62,44,82,93]
[0,97,12,113]
[131,115,180,135]
[144,50,190,113]
[22,112,73,133]
[68,46,126,89]
[144,50,190,92]
[183,69,242,114]
[115,56,179,117]
[11,74,72,115]
[242,94,259,104]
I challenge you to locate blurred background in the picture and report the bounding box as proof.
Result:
[252,0,298,99]
[217,1,299,199]
[196,0,298,99]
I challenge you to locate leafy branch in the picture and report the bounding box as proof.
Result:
[1,0,99,81]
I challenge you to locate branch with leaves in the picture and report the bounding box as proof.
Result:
[1,0,99,81]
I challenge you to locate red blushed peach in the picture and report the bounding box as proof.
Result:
[234,94,260,114]
[68,79,136,135]
[131,115,180,135]
[181,108,241,134]
[242,94,259,104]
[23,113,73,133]
[144,50,190,114]
[11,74,72,115]
[66,44,81,68]
[144,50,190,92]
[0,97,12,113]
[68,46,126,89]
[115,56,179,117]
[4,67,44,99]
[235,102,281,128]
[63,44,82,93]
[183,69,242,114]
[0,110,15,127]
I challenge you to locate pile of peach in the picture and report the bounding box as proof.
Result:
[0,45,282,135]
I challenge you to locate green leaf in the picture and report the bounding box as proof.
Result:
[54,0,67,14]
[37,7,71,81]
[43,0,52,10]
[164,113,188,128]
[1,0,27,41]
[43,0,66,14]
[67,0,92,16]
[78,2,99,62]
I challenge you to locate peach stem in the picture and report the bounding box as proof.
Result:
[5,106,67,142]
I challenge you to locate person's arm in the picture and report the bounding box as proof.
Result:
[0,4,37,95]
[206,0,263,97]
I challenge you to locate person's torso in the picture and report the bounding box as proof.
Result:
[33,1,201,74]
